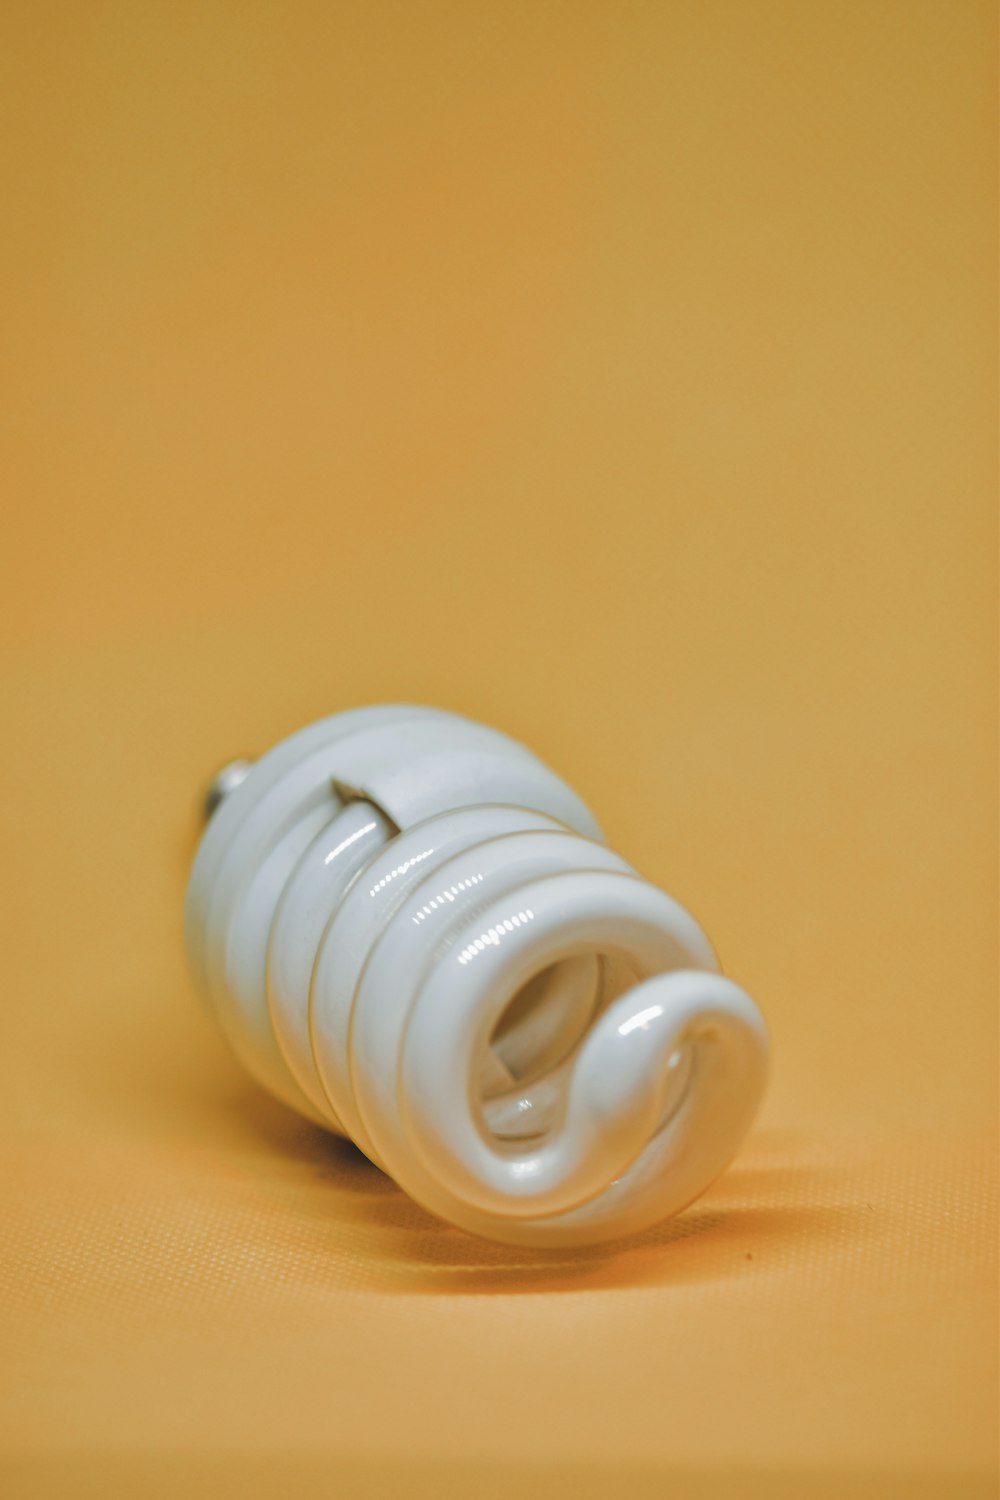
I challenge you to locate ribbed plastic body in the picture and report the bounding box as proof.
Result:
[185,706,768,1247]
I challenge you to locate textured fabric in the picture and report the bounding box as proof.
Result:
[0,1,996,1495]
[1,1098,995,1495]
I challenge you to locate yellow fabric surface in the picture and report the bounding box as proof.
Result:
[1,2,996,1495]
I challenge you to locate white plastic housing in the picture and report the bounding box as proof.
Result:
[184,705,768,1247]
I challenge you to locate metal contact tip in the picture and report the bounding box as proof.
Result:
[203,758,254,822]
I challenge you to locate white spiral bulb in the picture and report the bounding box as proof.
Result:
[185,705,768,1247]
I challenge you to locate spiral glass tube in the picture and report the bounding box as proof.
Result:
[186,706,768,1247]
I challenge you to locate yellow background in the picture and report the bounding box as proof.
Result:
[1,2,996,1495]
